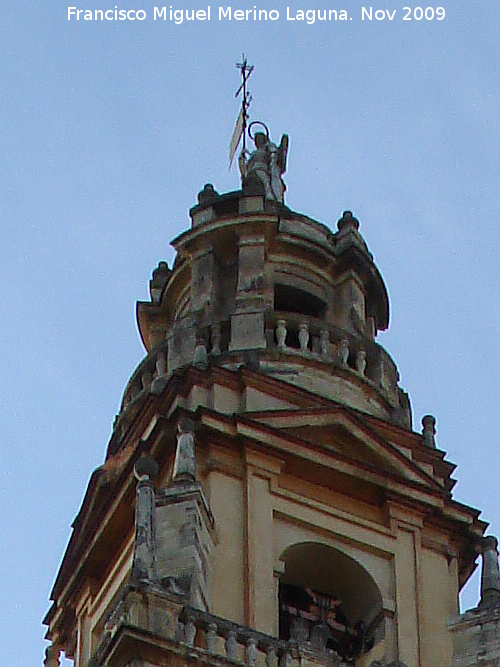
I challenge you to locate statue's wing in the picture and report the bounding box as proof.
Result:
[278,134,289,173]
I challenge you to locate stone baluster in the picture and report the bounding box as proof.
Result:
[194,338,208,370]
[479,536,500,609]
[319,329,329,357]
[266,644,278,667]
[421,415,436,448]
[141,370,153,390]
[175,621,185,642]
[298,322,310,352]
[211,323,221,355]
[184,617,197,646]
[279,649,292,667]
[130,382,141,400]
[356,350,366,375]
[156,350,167,378]
[276,319,287,349]
[246,637,258,667]
[44,644,60,667]
[265,327,275,349]
[205,622,218,652]
[326,649,340,661]
[310,623,329,650]
[131,455,159,583]
[339,338,349,366]
[225,629,238,661]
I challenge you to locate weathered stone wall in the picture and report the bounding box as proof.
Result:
[450,606,500,667]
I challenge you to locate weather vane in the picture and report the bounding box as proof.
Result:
[229,56,289,203]
[229,54,253,168]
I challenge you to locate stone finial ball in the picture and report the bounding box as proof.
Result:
[482,535,499,553]
[134,455,159,481]
[337,210,360,232]
[178,416,195,434]
[198,183,219,205]
[422,414,436,432]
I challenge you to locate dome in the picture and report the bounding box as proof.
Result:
[117,185,411,437]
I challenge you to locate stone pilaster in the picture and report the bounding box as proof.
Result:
[235,235,265,309]
[335,271,366,333]
[230,235,266,351]
[131,455,159,584]
[388,504,423,667]
[190,246,215,323]
[167,317,197,372]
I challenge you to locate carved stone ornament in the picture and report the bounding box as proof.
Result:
[172,418,196,482]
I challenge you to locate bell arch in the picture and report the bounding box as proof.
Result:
[278,541,384,662]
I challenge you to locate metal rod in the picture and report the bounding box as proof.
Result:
[235,54,253,155]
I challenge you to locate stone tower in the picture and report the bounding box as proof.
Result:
[44,131,500,667]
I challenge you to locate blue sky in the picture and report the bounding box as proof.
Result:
[1,1,499,663]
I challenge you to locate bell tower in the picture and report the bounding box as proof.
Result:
[44,125,500,667]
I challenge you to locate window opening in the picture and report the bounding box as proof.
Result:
[274,284,326,318]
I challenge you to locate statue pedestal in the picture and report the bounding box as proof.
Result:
[229,311,266,352]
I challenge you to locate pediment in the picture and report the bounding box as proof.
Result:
[158,366,450,497]
[288,422,398,470]
[242,408,446,494]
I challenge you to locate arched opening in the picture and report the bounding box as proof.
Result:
[279,542,384,663]
[274,284,326,319]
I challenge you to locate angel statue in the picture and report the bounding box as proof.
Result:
[238,122,289,203]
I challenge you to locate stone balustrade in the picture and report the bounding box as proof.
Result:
[88,584,349,667]
[120,342,169,410]
[265,311,397,390]
[262,311,409,423]
[117,314,405,429]
[119,320,231,412]
[177,606,346,667]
